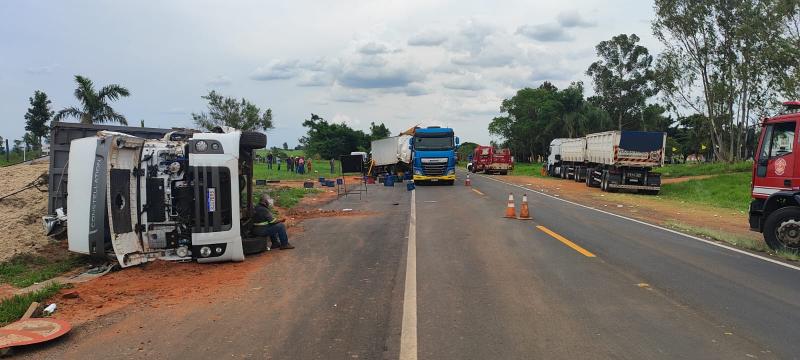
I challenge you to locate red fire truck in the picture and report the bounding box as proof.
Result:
[749,101,800,254]
[470,146,513,175]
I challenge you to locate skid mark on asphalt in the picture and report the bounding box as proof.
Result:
[536,225,597,258]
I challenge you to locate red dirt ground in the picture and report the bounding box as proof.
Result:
[48,188,371,326]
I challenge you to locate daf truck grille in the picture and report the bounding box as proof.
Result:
[422,163,447,176]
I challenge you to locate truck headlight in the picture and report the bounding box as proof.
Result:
[414,169,421,175]
[195,140,208,152]
[200,246,212,257]
[447,169,455,175]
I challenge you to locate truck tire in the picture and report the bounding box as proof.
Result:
[240,131,267,149]
[242,237,268,255]
[500,170,508,175]
[763,206,800,253]
[585,168,592,187]
[600,170,608,191]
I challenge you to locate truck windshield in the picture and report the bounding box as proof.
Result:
[414,136,453,150]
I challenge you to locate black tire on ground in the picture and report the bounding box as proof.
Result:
[500,171,508,175]
[762,206,800,253]
[240,131,267,149]
[561,167,566,179]
[242,237,268,255]
[574,167,582,182]
[585,168,592,187]
[600,170,608,191]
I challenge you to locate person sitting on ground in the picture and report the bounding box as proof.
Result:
[251,193,294,250]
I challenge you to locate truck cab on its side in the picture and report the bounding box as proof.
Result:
[66,129,268,267]
[749,101,800,253]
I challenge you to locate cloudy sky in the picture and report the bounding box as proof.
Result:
[0,0,660,147]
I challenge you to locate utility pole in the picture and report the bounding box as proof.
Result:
[5,139,8,163]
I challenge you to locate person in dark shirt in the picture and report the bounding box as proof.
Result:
[251,193,294,250]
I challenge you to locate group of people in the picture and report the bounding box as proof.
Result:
[265,153,338,174]
[266,153,312,174]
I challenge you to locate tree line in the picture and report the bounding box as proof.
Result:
[490,0,800,163]
[14,75,276,155]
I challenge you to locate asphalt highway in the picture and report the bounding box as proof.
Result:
[21,171,800,359]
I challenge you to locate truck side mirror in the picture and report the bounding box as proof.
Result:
[455,137,460,145]
[555,155,561,161]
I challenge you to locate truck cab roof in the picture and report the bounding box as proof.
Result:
[415,127,454,136]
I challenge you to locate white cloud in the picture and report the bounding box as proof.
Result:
[206,75,232,87]
[557,10,597,28]
[332,113,361,127]
[442,73,486,91]
[516,24,574,42]
[359,41,391,55]
[408,30,447,46]
[26,64,59,75]
[250,60,300,81]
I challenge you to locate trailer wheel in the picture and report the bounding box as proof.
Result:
[600,171,608,191]
[763,206,800,253]
[585,168,592,187]
[500,171,508,175]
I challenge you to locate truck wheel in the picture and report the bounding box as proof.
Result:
[585,168,592,187]
[242,237,268,255]
[763,206,800,253]
[500,171,508,175]
[240,131,267,149]
[600,171,608,191]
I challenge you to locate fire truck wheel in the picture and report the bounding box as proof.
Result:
[763,206,800,253]
[240,131,267,149]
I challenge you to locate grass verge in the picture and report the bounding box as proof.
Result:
[0,254,82,288]
[256,186,323,208]
[253,160,342,181]
[656,161,752,178]
[0,282,64,325]
[659,172,751,212]
[508,162,548,178]
[664,220,800,261]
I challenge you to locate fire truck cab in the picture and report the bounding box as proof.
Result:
[749,101,800,253]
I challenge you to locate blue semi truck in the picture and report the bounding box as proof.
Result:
[410,126,459,185]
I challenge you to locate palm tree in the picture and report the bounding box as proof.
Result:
[54,75,131,125]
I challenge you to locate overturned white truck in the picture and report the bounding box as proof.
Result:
[66,129,268,267]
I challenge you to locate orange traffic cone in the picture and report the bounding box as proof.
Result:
[465,174,472,186]
[504,193,516,218]
[518,193,532,220]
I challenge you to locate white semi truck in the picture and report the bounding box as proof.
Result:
[66,128,268,267]
[548,130,666,194]
[369,135,412,175]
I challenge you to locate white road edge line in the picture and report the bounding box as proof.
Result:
[474,173,800,272]
[399,189,418,360]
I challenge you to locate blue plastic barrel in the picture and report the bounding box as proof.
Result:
[384,175,395,187]
[406,181,415,191]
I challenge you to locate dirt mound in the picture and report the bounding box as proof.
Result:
[0,162,51,262]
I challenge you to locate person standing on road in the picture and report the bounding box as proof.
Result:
[297,157,305,174]
[329,158,335,174]
[287,157,293,172]
[267,153,273,169]
[276,155,281,171]
[252,193,294,250]
[307,158,313,173]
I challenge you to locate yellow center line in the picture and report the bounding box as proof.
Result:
[471,188,485,196]
[536,225,596,258]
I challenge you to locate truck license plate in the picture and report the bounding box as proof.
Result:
[431,179,439,182]
[207,188,216,212]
